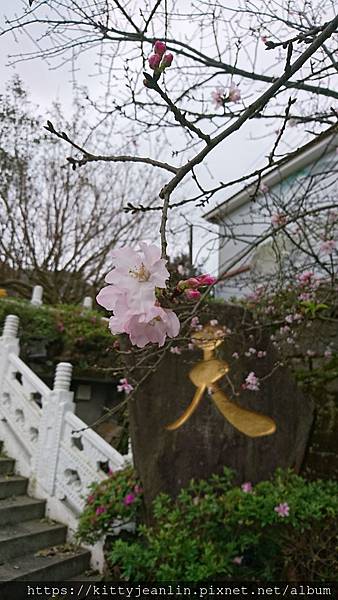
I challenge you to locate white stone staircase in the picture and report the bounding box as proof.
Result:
[0,314,132,578]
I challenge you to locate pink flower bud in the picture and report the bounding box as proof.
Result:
[154,40,166,56]
[196,274,217,286]
[162,53,174,67]
[184,277,200,289]
[148,54,161,70]
[185,289,201,300]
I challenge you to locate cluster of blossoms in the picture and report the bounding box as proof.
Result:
[97,243,180,348]
[320,239,337,255]
[97,243,217,349]
[148,40,173,72]
[271,212,287,228]
[242,371,260,391]
[211,83,241,108]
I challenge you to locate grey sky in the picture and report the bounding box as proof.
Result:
[0,0,320,273]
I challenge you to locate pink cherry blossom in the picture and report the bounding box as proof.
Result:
[97,243,180,348]
[241,482,253,493]
[190,316,200,329]
[320,239,337,255]
[211,87,225,109]
[260,183,269,193]
[233,556,243,565]
[148,53,161,70]
[117,378,134,394]
[274,502,290,517]
[243,371,260,391]
[257,350,266,358]
[123,493,136,506]
[162,53,174,67]
[153,40,166,56]
[228,83,241,103]
[271,213,287,228]
[112,307,180,349]
[170,346,182,355]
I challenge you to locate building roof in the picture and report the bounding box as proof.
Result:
[204,124,338,224]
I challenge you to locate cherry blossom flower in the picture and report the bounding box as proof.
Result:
[196,274,217,286]
[170,346,182,355]
[274,502,290,517]
[260,183,269,193]
[233,556,243,565]
[245,347,257,357]
[123,493,136,506]
[211,87,225,109]
[153,40,166,56]
[232,352,239,359]
[297,271,316,287]
[115,307,180,348]
[320,239,337,255]
[97,243,180,348]
[257,350,266,358]
[241,482,253,493]
[243,371,260,391]
[228,83,241,103]
[271,213,287,228]
[117,378,134,394]
[190,316,200,329]
[210,319,218,326]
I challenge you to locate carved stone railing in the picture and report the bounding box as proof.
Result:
[0,314,132,529]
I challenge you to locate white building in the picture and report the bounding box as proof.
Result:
[204,126,338,298]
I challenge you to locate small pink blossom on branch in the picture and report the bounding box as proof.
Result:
[228,83,241,103]
[211,87,225,109]
[117,378,134,394]
[148,54,161,70]
[242,371,260,391]
[153,40,166,56]
[271,213,287,227]
[320,239,337,255]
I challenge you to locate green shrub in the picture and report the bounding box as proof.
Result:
[107,469,338,582]
[0,297,117,377]
[76,467,143,544]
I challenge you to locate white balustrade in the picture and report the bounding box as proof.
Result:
[0,313,131,522]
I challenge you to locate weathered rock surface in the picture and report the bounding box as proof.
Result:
[128,303,314,511]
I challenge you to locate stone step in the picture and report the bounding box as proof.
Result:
[0,475,27,499]
[0,547,91,581]
[0,495,46,526]
[0,458,15,476]
[0,520,67,562]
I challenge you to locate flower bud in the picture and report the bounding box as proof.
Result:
[154,40,166,56]
[185,289,201,300]
[196,274,217,286]
[148,54,161,70]
[162,52,174,67]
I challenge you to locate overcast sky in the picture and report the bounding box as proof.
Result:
[0,0,310,273]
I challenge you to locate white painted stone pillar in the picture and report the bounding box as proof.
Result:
[36,362,75,496]
[82,296,93,310]
[31,285,43,306]
[0,315,20,381]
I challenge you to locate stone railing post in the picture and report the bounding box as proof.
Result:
[31,285,43,306]
[82,296,93,310]
[36,362,75,496]
[0,315,20,385]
